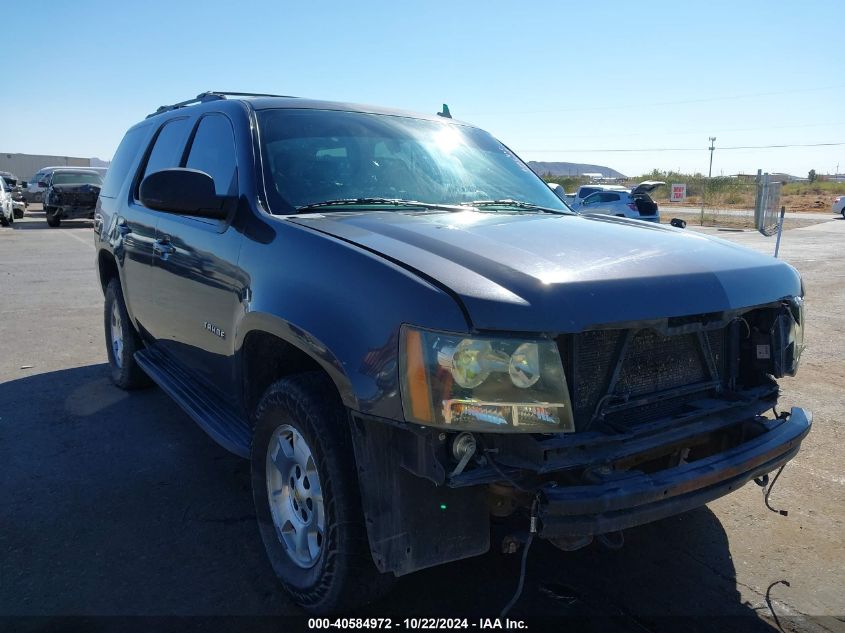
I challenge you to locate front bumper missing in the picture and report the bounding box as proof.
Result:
[538,407,811,537]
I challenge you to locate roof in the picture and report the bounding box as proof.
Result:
[247,97,469,125]
[144,92,472,127]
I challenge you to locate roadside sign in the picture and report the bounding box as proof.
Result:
[670,184,686,202]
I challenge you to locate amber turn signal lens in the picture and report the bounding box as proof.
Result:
[404,328,434,422]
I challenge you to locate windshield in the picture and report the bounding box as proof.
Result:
[51,171,103,186]
[258,109,568,213]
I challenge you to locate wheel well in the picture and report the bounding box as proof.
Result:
[242,331,332,416]
[97,251,119,294]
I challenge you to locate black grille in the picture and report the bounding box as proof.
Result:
[562,326,728,430]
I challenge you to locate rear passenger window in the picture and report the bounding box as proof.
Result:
[185,114,237,196]
[100,125,148,198]
[142,117,192,183]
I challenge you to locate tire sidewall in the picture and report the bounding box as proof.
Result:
[251,400,335,595]
[104,280,134,386]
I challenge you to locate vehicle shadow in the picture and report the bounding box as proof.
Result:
[0,365,788,629]
[369,509,786,631]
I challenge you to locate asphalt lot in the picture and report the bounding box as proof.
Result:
[1,206,844,632]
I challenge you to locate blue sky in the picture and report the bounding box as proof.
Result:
[3,0,843,177]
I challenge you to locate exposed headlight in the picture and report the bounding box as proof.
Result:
[771,296,805,377]
[399,326,574,432]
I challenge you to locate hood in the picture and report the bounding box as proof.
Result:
[288,211,801,332]
[51,183,101,192]
[632,180,665,194]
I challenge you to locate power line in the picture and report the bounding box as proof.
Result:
[521,141,845,153]
[517,120,845,142]
[464,84,845,116]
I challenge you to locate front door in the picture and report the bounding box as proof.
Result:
[149,113,245,400]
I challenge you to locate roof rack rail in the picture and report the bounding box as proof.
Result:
[145,91,298,119]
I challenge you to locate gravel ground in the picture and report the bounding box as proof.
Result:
[1,206,843,632]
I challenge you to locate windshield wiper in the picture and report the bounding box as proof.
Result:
[467,199,570,214]
[295,198,468,213]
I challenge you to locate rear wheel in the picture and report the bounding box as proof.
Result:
[251,373,393,613]
[104,278,151,389]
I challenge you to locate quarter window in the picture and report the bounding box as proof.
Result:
[185,114,237,196]
[142,117,192,183]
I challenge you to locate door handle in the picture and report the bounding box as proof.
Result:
[153,238,175,258]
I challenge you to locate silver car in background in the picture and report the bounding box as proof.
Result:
[570,181,665,223]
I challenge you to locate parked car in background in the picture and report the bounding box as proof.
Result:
[26,166,109,203]
[833,195,845,218]
[0,177,14,226]
[1,171,27,218]
[547,182,569,203]
[41,168,103,227]
[571,181,665,223]
[568,183,628,207]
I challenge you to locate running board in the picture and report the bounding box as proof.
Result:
[135,347,251,458]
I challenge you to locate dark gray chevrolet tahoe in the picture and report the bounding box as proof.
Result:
[94,92,810,614]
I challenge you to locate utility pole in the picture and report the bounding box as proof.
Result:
[700,137,716,225]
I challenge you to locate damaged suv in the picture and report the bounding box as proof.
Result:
[42,168,103,227]
[94,92,810,614]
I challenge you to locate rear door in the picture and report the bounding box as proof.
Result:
[150,112,246,399]
[580,191,623,215]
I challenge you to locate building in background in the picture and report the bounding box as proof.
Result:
[0,153,109,181]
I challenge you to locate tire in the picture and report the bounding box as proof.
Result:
[0,212,8,227]
[104,278,152,389]
[251,373,393,614]
[841,208,845,219]
[45,207,61,227]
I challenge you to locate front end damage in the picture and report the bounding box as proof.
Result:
[349,300,810,576]
[47,184,101,220]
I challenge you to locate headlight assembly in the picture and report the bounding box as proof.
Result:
[776,296,805,376]
[399,325,574,432]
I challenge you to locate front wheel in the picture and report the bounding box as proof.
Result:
[251,373,393,613]
[45,207,61,227]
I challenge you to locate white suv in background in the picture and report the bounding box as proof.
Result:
[0,178,14,226]
[833,195,845,218]
[569,181,665,223]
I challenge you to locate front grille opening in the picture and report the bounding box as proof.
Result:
[560,322,731,432]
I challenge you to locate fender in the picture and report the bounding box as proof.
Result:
[235,218,470,421]
[235,310,358,410]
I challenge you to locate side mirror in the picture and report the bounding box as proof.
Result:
[139,168,232,219]
[38,181,48,188]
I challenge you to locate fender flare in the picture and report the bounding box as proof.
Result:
[235,311,358,410]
